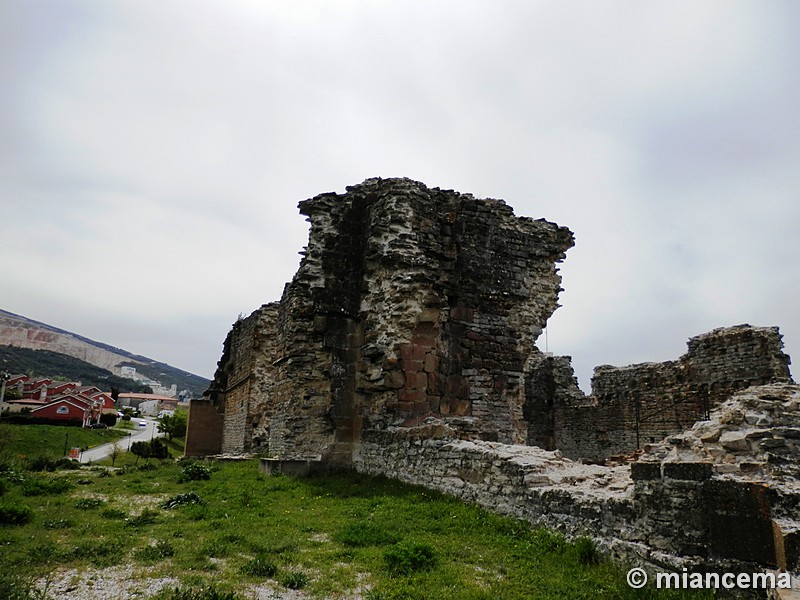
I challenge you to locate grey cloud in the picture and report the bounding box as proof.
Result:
[1,1,798,382]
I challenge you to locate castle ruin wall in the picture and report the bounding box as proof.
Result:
[525,325,792,461]
[188,178,799,580]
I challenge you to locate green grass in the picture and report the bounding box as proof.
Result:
[0,423,127,460]
[0,458,713,600]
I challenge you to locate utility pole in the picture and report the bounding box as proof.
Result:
[0,371,10,416]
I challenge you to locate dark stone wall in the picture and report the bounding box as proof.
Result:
[525,325,793,461]
[187,177,574,460]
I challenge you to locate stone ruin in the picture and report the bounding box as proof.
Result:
[186,178,799,584]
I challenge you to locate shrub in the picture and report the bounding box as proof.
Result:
[180,462,212,482]
[130,441,150,462]
[384,540,437,576]
[99,412,117,427]
[75,497,105,510]
[161,491,205,510]
[0,502,33,526]
[25,455,58,472]
[148,438,170,460]
[240,555,277,577]
[280,571,309,590]
[21,476,73,496]
[335,522,399,547]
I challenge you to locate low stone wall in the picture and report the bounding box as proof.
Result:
[355,383,800,577]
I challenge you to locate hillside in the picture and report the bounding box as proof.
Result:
[0,346,153,394]
[0,309,209,397]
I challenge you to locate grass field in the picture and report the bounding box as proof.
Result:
[0,452,712,599]
[0,422,128,459]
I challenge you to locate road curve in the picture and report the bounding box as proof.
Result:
[79,418,166,464]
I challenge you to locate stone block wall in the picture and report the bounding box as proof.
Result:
[189,304,281,456]
[526,325,793,461]
[190,177,800,582]
[354,382,800,577]
[187,177,574,461]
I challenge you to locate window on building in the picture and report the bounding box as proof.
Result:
[57,406,69,414]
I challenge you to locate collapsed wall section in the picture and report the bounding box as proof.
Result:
[525,325,793,461]
[185,304,280,457]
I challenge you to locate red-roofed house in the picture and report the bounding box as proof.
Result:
[22,378,52,401]
[29,392,102,426]
[75,385,103,396]
[6,374,28,388]
[46,381,79,398]
[89,391,116,413]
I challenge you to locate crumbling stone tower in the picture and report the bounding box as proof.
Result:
[186,177,574,464]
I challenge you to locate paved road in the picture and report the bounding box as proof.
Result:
[79,418,165,464]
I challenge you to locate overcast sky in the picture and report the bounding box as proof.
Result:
[1,1,798,391]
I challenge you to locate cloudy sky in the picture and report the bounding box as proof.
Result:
[1,1,798,390]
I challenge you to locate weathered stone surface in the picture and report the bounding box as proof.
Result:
[189,178,573,460]
[662,462,713,481]
[526,325,793,461]
[187,178,800,580]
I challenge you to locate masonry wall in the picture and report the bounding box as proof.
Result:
[353,431,799,574]
[353,382,800,576]
[187,177,574,461]
[525,325,793,461]
[184,399,223,457]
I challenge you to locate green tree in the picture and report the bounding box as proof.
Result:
[130,441,150,465]
[157,410,187,440]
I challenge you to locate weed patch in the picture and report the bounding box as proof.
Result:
[335,522,399,547]
[152,584,242,600]
[74,497,105,510]
[384,540,438,576]
[0,570,38,600]
[135,540,176,561]
[42,518,72,529]
[179,462,212,482]
[161,491,204,509]
[70,539,124,567]
[239,555,277,577]
[573,536,600,565]
[280,570,309,590]
[100,507,127,520]
[125,508,160,528]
